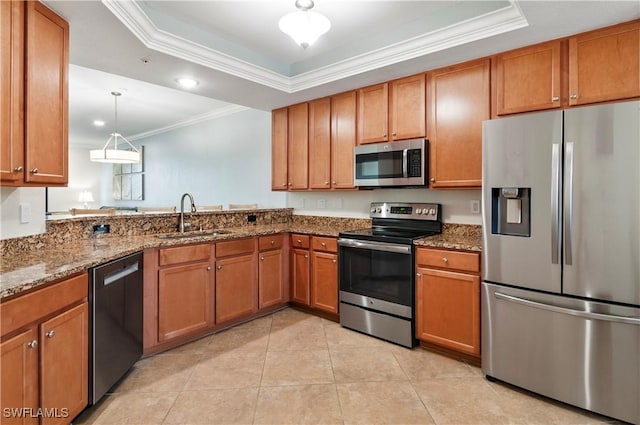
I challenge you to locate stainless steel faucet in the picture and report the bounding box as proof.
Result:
[178,192,196,232]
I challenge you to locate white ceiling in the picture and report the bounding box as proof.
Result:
[44,0,640,148]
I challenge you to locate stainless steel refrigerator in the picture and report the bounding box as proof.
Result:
[482,100,640,424]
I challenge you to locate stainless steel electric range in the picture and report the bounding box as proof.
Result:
[338,202,442,347]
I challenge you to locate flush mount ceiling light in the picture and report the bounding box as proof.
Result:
[278,0,331,49]
[89,91,141,164]
[176,77,199,89]
[93,120,105,127]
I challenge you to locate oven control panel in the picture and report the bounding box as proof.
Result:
[369,202,441,220]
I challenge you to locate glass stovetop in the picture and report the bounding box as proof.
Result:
[339,226,439,244]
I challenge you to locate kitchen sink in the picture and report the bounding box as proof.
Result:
[156,230,233,239]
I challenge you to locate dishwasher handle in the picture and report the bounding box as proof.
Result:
[104,262,139,286]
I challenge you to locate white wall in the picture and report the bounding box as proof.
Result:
[48,147,108,211]
[98,108,287,210]
[0,187,46,240]
[287,188,482,224]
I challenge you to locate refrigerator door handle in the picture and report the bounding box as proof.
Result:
[551,143,561,264]
[564,142,574,265]
[494,292,640,325]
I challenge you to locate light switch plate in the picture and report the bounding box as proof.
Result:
[19,203,31,224]
[470,200,481,214]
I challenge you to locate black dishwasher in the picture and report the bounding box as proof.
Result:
[89,251,143,405]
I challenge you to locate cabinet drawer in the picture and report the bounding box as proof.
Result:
[416,248,480,273]
[1,273,87,337]
[312,236,338,253]
[159,244,211,266]
[259,234,284,251]
[290,234,310,249]
[216,238,256,257]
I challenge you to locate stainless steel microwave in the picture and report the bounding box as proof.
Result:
[354,138,427,187]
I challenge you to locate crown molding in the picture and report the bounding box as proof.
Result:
[127,105,249,141]
[102,0,527,94]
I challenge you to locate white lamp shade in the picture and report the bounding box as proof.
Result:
[78,191,94,203]
[278,10,331,48]
[90,147,140,163]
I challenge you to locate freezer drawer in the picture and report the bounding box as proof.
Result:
[482,282,640,424]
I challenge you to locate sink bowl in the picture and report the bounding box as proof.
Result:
[156,230,232,239]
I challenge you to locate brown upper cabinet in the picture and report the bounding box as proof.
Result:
[308,92,357,190]
[427,58,490,189]
[495,40,563,115]
[286,103,309,190]
[271,107,288,190]
[357,75,426,145]
[1,1,69,186]
[568,20,640,106]
[271,103,309,191]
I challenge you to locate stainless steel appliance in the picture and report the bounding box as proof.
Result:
[482,100,640,424]
[338,202,441,347]
[89,252,143,404]
[354,138,427,187]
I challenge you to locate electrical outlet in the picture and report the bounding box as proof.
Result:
[317,199,326,209]
[470,200,481,214]
[93,224,111,235]
[19,203,31,224]
[335,198,343,209]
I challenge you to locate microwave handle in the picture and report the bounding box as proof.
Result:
[402,149,408,178]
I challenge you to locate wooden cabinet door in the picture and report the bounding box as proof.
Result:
[389,74,425,140]
[215,254,258,323]
[271,107,288,190]
[569,21,640,106]
[158,262,212,342]
[24,1,68,185]
[357,83,388,144]
[415,267,480,356]
[331,91,357,189]
[1,0,25,184]
[259,248,285,309]
[311,251,338,314]
[287,102,308,190]
[427,58,490,188]
[1,328,38,425]
[308,98,331,189]
[496,40,562,115]
[291,248,310,305]
[40,303,88,425]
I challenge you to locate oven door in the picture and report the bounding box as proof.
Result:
[338,238,414,307]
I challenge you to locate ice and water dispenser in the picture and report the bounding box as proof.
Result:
[491,188,531,237]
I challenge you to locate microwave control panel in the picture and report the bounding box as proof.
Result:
[369,202,441,221]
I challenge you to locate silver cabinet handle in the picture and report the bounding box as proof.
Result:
[332,181,336,185]
[30,168,38,174]
[338,238,411,254]
[392,132,397,137]
[416,273,422,277]
[332,259,336,263]
[287,182,292,186]
[495,292,640,325]
[297,239,302,244]
[270,240,275,245]
[321,242,326,247]
[551,96,559,102]
[304,254,308,259]
[207,266,211,271]
[430,177,435,183]
[282,183,287,187]
[216,265,222,270]
[324,181,329,185]
[442,257,448,263]
[45,331,55,338]
[27,340,38,348]
[570,93,578,99]
[551,143,561,264]
[260,256,265,261]
[383,133,387,138]
[14,166,23,172]
[564,142,574,265]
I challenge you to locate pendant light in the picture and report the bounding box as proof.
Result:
[278,0,331,49]
[90,91,141,163]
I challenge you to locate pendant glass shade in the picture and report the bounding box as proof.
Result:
[90,91,141,164]
[279,1,330,48]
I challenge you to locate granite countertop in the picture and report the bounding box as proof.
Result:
[1,221,481,300]
[0,223,342,300]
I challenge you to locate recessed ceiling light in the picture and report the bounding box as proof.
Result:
[176,78,199,89]
[93,120,105,127]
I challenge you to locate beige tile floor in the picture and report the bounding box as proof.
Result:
[74,308,624,425]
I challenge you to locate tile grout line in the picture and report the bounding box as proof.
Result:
[251,313,274,424]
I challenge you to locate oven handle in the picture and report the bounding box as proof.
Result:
[338,238,412,254]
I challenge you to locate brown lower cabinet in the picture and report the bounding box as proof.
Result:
[290,234,339,316]
[215,238,258,324]
[258,234,288,309]
[157,244,214,343]
[1,274,88,425]
[415,247,481,357]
